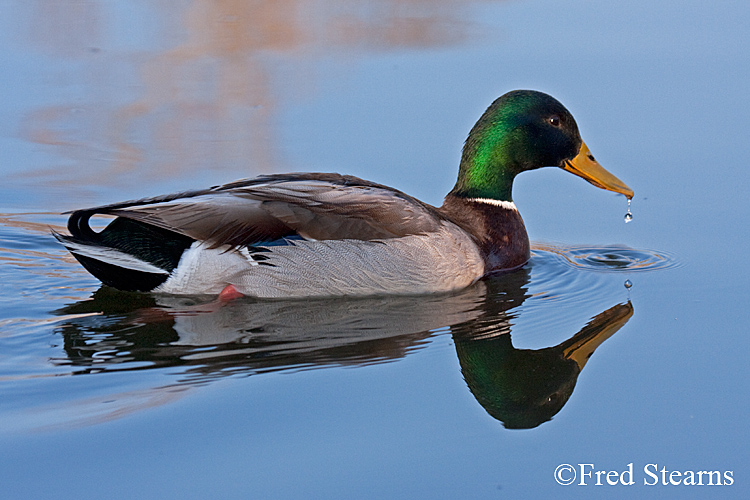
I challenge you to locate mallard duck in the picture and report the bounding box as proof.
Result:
[55,90,633,298]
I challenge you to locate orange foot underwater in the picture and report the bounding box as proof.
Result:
[218,284,245,301]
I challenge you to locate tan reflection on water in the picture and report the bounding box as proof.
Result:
[0,214,92,300]
[21,0,499,190]
[0,213,66,234]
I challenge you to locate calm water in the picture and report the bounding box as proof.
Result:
[1,1,748,498]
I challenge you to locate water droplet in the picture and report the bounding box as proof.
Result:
[624,198,633,223]
[624,279,632,289]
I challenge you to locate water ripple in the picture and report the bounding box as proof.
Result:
[533,244,679,273]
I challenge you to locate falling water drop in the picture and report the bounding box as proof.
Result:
[624,279,632,289]
[624,198,633,223]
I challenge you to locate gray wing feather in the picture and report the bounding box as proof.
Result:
[78,174,445,247]
[108,195,293,248]
[240,181,442,240]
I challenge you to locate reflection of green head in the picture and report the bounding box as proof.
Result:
[453,302,633,429]
[455,336,579,429]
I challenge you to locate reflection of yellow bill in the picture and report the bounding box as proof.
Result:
[563,302,634,369]
[563,141,634,199]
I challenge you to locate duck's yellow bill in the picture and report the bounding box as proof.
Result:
[562,141,634,199]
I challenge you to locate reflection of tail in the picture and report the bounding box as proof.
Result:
[53,212,193,291]
[560,301,634,369]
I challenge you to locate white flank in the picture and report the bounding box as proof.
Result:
[63,241,168,275]
[466,198,518,211]
[156,242,247,294]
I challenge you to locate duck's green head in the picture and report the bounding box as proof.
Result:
[450,90,633,202]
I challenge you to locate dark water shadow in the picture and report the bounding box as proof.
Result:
[50,266,633,429]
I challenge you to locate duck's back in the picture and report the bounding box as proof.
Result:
[56,173,488,297]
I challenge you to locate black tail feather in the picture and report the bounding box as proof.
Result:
[70,252,172,292]
[58,212,195,292]
[67,210,99,241]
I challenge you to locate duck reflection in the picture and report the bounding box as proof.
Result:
[452,297,632,429]
[53,267,632,428]
[55,283,485,377]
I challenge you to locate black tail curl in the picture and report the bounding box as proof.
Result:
[57,211,195,292]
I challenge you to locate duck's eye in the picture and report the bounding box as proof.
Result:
[548,115,561,127]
